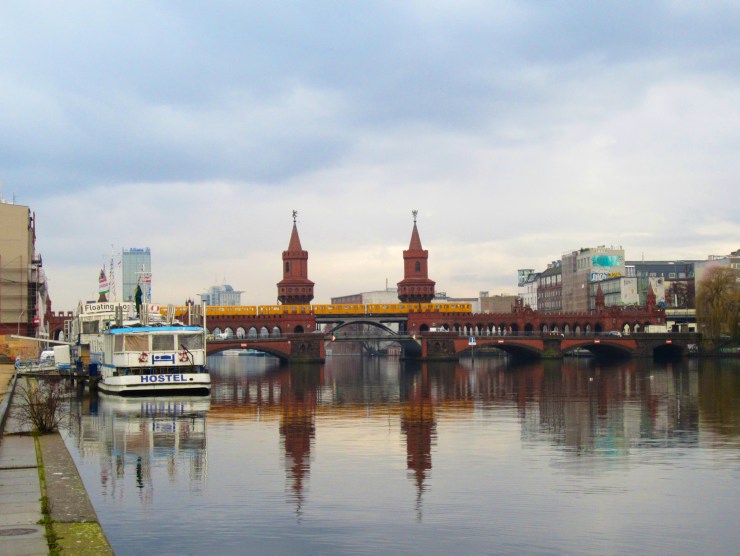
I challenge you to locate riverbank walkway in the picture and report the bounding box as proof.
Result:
[0,363,113,555]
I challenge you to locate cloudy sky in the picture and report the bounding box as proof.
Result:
[2,1,738,309]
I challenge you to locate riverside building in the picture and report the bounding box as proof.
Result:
[0,198,50,338]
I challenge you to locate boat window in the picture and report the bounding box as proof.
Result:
[125,335,148,352]
[114,335,124,352]
[180,334,204,350]
[82,321,99,334]
[152,335,175,351]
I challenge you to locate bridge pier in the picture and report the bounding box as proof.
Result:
[419,336,459,361]
[288,334,326,363]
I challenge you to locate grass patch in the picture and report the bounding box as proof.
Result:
[34,434,60,554]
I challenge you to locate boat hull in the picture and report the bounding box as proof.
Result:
[97,373,211,397]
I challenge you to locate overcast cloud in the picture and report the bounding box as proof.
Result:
[1,1,738,309]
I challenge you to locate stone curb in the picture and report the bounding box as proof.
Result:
[0,372,18,440]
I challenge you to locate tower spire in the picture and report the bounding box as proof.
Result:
[277,211,314,304]
[397,210,435,303]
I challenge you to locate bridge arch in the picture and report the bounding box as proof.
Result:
[653,343,684,359]
[207,343,289,362]
[562,340,632,359]
[327,320,397,336]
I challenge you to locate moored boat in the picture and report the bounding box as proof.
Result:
[95,324,210,396]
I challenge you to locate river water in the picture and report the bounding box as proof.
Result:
[62,354,740,555]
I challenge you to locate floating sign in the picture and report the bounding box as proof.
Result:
[152,354,175,364]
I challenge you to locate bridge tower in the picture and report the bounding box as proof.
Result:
[397,210,435,303]
[277,211,314,305]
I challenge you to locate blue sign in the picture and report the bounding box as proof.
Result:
[469,337,476,345]
[152,354,175,364]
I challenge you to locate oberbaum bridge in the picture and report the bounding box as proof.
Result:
[50,213,698,363]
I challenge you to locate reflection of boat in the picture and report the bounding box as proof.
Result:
[99,394,211,416]
[238,349,268,357]
[566,348,594,358]
[94,324,211,396]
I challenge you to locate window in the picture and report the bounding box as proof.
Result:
[415,261,421,272]
[152,334,175,351]
[180,334,203,350]
[125,335,148,352]
[285,262,290,272]
[82,321,99,334]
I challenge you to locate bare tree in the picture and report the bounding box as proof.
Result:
[696,266,740,340]
[14,380,68,434]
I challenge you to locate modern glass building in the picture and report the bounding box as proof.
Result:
[121,247,152,303]
[200,284,243,306]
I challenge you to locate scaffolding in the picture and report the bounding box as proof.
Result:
[0,254,28,335]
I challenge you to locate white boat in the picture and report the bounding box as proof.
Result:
[238,349,268,357]
[15,351,58,373]
[67,301,139,373]
[94,323,211,396]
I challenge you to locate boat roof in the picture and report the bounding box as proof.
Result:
[106,326,204,335]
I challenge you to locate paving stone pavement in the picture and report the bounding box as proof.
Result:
[0,435,48,555]
[0,375,113,555]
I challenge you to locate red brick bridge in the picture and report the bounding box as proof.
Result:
[207,329,698,363]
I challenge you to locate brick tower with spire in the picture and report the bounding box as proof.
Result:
[277,211,314,305]
[397,210,435,303]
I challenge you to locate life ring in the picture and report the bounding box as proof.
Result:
[139,352,148,363]
[178,351,189,362]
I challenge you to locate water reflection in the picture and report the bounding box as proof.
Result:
[63,355,739,555]
[67,395,209,505]
[205,355,739,513]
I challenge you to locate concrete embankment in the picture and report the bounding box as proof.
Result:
[0,363,113,555]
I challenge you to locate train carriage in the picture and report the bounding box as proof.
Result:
[420,302,472,314]
[312,304,366,315]
[366,303,420,315]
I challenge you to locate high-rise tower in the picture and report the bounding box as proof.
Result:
[397,210,435,303]
[277,211,314,305]
[122,247,152,303]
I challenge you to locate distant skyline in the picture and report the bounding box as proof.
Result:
[1,1,738,309]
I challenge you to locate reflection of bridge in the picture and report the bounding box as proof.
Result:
[207,331,700,362]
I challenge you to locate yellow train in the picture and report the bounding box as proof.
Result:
[163,302,472,318]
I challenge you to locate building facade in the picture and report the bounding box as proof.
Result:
[626,259,698,309]
[480,294,518,313]
[517,269,539,310]
[331,288,399,305]
[536,262,562,314]
[0,200,50,337]
[200,284,243,306]
[589,276,665,310]
[562,246,625,313]
[121,247,152,303]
